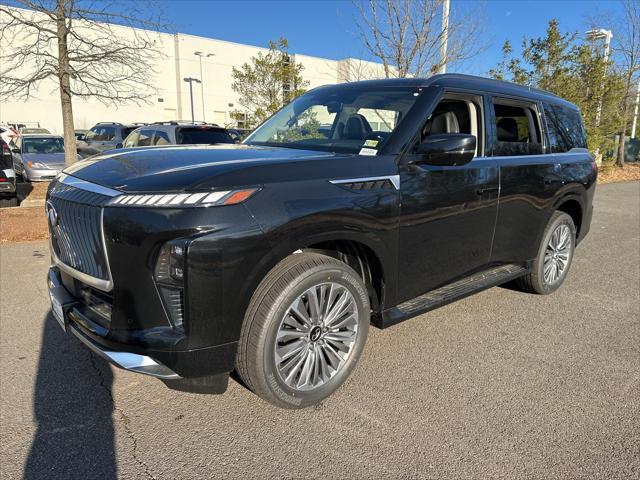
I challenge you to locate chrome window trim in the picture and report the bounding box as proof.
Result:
[330,175,400,190]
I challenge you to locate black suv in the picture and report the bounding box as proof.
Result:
[122,122,234,148]
[0,138,17,206]
[78,122,140,156]
[46,75,596,408]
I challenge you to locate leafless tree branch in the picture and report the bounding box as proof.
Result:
[352,0,488,78]
[0,1,170,165]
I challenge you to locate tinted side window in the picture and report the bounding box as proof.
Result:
[419,96,483,156]
[543,103,587,153]
[491,100,542,156]
[92,126,116,141]
[177,128,234,144]
[154,130,171,145]
[137,129,155,147]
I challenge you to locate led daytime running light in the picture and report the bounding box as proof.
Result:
[109,188,258,207]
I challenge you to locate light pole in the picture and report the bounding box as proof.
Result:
[438,0,450,74]
[183,77,201,124]
[586,28,613,128]
[631,78,639,139]
[194,51,215,122]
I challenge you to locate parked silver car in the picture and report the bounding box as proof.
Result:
[11,134,79,181]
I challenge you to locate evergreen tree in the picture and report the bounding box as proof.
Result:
[231,38,309,127]
[489,19,626,160]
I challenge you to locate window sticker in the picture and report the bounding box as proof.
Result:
[363,139,379,148]
[359,147,378,156]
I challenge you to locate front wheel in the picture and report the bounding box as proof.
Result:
[515,211,576,294]
[236,252,370,409]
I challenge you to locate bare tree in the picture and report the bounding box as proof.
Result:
[614,0,640,167]
[0,1,168,165]
[353,0,487,78]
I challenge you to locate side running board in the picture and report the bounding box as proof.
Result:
[376,264,528,329]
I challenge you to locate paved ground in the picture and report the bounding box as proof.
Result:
[1,182,638,480]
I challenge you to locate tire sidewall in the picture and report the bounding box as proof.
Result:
[535,213,576,294]
[257,263,370,408]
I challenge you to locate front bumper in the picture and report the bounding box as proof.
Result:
[47,266,235,391]
[26,167,61,181]
[48,267,180,379]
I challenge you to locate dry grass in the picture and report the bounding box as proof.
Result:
[0,207,48,243]
[598,163,640,184]
[28,182,49,200]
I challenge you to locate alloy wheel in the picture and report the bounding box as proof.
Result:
[543,224,572,285]
[274,282,359,391]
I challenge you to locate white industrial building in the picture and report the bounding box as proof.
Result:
[0,7,387,134]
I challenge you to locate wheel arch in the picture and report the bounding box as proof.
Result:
[554,194,584,239]
[244,230,391,319]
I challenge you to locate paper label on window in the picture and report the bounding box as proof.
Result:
[359,147,378,156]
[363,139,379,148]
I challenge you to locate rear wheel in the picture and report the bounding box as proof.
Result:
[515,211,576,294]
[236,252,370,409]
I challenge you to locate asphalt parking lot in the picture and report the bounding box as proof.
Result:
[1,182,638,479]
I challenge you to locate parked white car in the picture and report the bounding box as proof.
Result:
[11,134,79,182]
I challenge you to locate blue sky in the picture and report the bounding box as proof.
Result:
[160,0,624,75]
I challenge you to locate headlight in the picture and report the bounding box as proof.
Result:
[154,239,188,330]
[26,161,49,169]
[155,240,186,285]
[109,188,259,208]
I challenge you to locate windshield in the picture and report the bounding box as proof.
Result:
[244,85,422,154]
[22,137,64,154]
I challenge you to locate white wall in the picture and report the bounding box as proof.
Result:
[0,7,387,134]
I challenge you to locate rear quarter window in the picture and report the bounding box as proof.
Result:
[543,103,587,153]
[177,127,234,145]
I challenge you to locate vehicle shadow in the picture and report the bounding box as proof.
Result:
[16,181,33,203]
[24,313,117,480]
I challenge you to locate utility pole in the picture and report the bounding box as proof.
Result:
[194,51,215,122]
[183,77,201,124]
[631,78,640,139]
[438,0,450,74]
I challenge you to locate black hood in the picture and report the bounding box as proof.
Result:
[63,144,340,192]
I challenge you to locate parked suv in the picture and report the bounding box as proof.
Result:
[79,122,140,156]
[0,138,17,206]
[122,122,234,148]
[46,75,596,408]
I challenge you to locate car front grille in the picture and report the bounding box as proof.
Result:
[47,179,113,285]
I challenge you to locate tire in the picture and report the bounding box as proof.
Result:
[236,252,370,409]
[515,211,576,294]
[0,197,18,208]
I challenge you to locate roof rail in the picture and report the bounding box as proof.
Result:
[150,120,222,127]
[95,122,123,126]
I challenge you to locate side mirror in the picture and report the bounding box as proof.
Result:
[115,143,123,149]
[414,133,476,166]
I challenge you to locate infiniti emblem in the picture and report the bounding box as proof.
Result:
[46,201,59,228]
